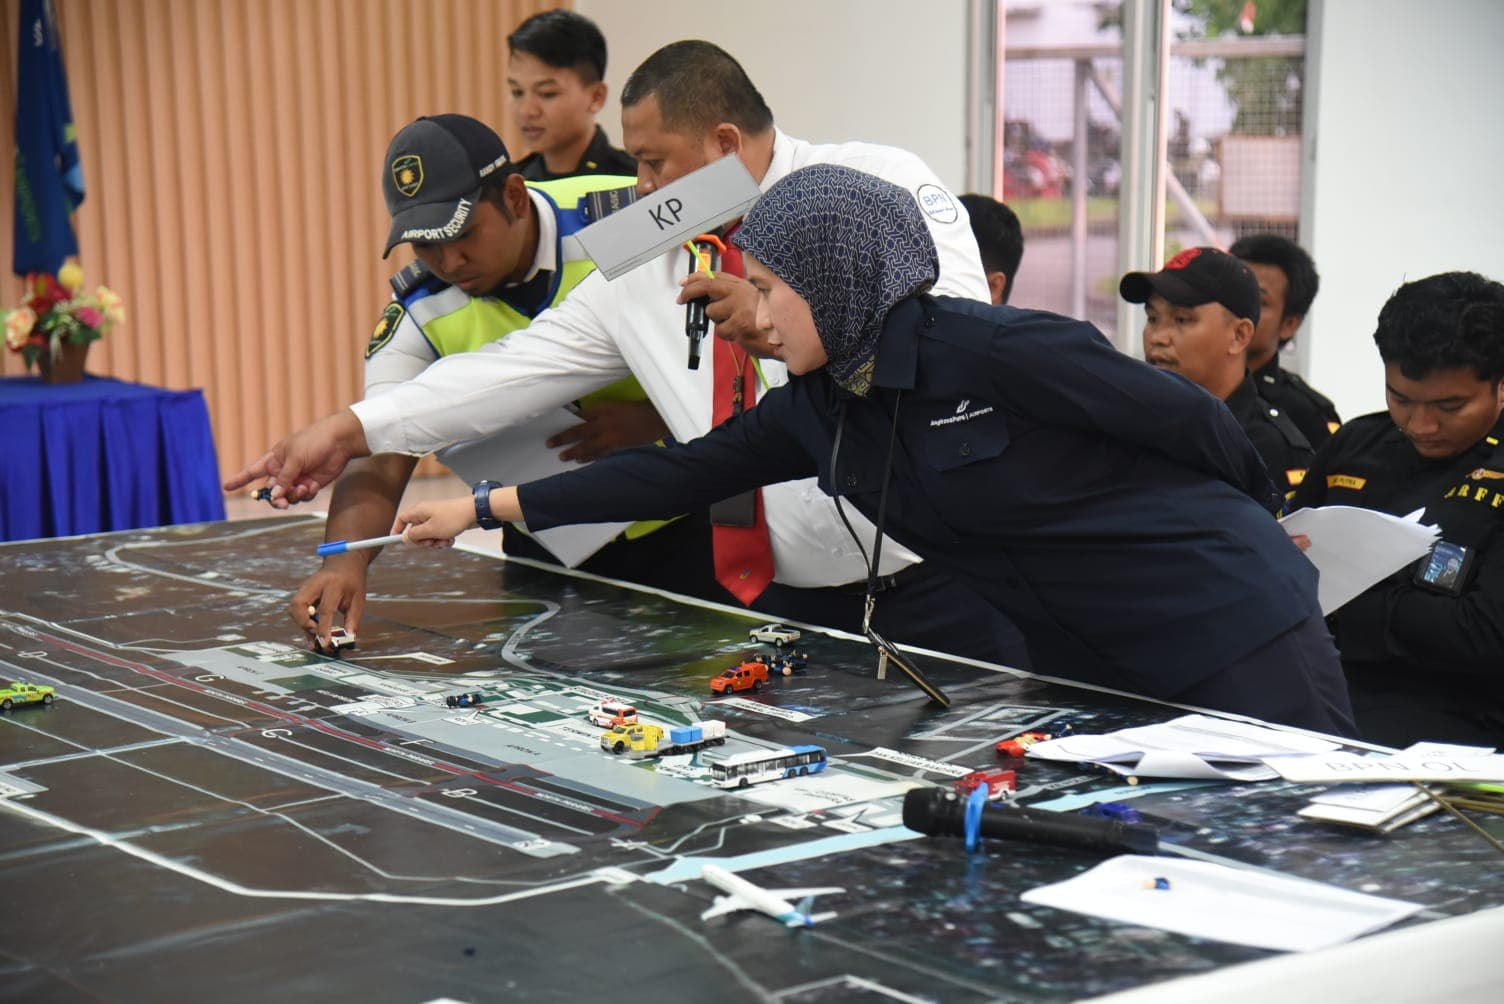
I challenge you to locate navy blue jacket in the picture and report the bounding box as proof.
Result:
[522,296,1319,698]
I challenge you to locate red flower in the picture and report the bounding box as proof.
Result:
[74,306,104,328]
[27,272,69,312]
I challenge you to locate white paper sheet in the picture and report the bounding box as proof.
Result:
[1297,797,1439,831]
[438,408,632,568]
[1279,505,1439,614]
[1021,855,1423,952]
[1308,783,1427,812]
[1026,714,1342,781]
[1098,751,1282,782]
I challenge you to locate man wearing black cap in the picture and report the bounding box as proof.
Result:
[1122,246,1314,504]
[289,114,702,649]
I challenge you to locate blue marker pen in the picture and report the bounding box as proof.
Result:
[316,533,406,557]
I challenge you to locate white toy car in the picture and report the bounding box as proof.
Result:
[748,623,801,647]
[587,699,639,728]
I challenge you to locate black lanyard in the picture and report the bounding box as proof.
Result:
[831,391,950,707]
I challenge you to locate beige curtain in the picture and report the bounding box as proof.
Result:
[1,0,560,479]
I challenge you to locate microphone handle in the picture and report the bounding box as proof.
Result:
[902,787,1159,855]
[684,241,717,370]
[686,297,707,369]
[981,804,1158,855]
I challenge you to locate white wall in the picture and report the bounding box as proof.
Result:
[574,0,972,192]
[1303,0,1504,421]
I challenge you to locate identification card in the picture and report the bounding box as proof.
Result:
[1412,539,1474,595]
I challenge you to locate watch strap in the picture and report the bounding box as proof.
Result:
[473,480,504,530]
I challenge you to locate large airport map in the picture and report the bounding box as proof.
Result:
[1,516,1501,1002]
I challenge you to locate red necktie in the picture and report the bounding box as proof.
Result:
[710,237,775,605]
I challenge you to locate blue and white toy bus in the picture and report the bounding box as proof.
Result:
[708,745,828,788]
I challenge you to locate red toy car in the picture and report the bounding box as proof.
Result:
[953,769,1017,800]
[996,731,1052,757]
[710,661,770,694]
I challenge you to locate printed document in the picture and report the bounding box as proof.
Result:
[1279,505,1438,614]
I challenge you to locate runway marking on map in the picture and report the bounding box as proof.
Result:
[269,732,426,782]
[0,795,612,906]
[774,975,934,1003]
[455,792,599,837]
[1,735,183,772]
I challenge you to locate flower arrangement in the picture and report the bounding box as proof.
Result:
[3,262,125,369]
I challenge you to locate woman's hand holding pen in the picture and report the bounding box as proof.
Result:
[396,486,524,547]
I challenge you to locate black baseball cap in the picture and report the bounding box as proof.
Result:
[1119,246,1261,326]
[381,114,511,258]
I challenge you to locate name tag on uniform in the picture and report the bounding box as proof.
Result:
[574,157,761,280]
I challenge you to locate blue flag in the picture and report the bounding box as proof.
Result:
[13,0,84,277]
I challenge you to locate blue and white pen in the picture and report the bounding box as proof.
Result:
[316,533,406,557]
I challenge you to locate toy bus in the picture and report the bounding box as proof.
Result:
[708,745,828,789]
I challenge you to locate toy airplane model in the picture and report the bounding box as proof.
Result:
[699,863,843,928]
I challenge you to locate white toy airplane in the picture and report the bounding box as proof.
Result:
[699,863,844,928]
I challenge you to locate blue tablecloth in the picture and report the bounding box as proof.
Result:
[0,375,226,541]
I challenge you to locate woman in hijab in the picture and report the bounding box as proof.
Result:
[397,163,1355,737]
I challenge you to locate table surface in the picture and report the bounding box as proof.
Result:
[1,517,1500,1003]
[0,372,191,403]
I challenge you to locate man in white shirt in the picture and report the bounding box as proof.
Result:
[294,115,697,650]
[227,40,1027,667]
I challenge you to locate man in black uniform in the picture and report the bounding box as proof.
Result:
[1231,233,1342,446]
[1122,247,1313,505]
[1291,271,1504,747]
[506,10,636,181]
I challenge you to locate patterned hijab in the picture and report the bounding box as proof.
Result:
[735,164,938,395]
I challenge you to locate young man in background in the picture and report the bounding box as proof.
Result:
[1231,233,1342,447]
[507,10,635,181]
[959,193,1024,306]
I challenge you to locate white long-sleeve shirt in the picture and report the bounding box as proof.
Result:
[352,130,989,588]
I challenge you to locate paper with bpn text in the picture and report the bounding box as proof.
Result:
[1279,505,1439,614]
[1021,855,1422,952]
[1267,750,1504,784]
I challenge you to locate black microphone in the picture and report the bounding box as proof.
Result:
[684,236,720,370]
[902,787,1159,855]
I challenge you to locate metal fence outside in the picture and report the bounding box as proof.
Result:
[999,32,1307,344]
